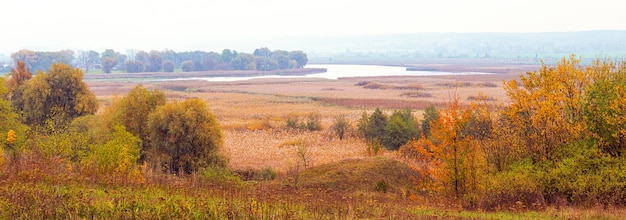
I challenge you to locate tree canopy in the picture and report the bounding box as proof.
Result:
[8,48,308,74]
[147,98,225,174]
[11,49,74,73]
[100,49,119,73]
[110,85,166,157]
[19,63,98,127]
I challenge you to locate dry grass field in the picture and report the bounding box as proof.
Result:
[8,62,615,218]
[87,67,521,173]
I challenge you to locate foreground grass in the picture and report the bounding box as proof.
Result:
[412,206,626,219]
[2,156,624,219]
[3,180,623,219]
[0,181,309,219]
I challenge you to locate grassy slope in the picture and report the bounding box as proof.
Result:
[14,64,624,218]
[2,155,623,219]
[299,157,417,194]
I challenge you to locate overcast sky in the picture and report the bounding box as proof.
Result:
[2,0,626,54]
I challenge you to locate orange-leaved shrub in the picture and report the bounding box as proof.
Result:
[412,95,485,201]
[409,55,626,209]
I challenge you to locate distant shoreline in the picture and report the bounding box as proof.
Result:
[83,68,327,82]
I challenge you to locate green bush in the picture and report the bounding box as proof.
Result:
[305,112,322,131]
[358,109,419,150]
[357,108,387,142]
[375,180,388,193]
[87,126,141,175]
[255,167,277,181]
[542,143,626,206]
[148,98,225,174]
[479,160,545,210]
[421,105,439,138]
[285,113,322,132]
[331,114,350,140]
[200,165,242,185]
[381,109,419,150]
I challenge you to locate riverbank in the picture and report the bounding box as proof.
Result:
[83,67,328,82]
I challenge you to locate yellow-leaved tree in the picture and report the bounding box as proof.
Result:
[20,63,98,128]
[1,76,29,152]
[502,55,591,163]
[413,94,485,200]
[108,85,165,159]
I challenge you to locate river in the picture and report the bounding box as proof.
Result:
[174,64,489,82]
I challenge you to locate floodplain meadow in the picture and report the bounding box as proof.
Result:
[3,64,626,219]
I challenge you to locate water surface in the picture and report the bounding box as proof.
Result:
[172,64,489,82]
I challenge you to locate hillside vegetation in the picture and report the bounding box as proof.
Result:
[1,55,626,218]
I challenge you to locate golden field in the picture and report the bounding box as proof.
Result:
[87,67,521,173]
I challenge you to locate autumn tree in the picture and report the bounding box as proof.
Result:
[415,95,485,199]
[462,93,495,141]
[147,98,225,174]
[11,49,74,73]
[110,85,166,158]
[86,126,142,177]
[6,61,32,106]
[20,63,98,127]
[502,55,591,163]
[10,49,37,71]
[0,77,29,150]
[101,49,119,73]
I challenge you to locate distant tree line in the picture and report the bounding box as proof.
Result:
[10,48,308,74]
[10,49,75,73]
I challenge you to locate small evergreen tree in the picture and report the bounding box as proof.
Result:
[357,109,387,146]
[381,109,419,150]
[422,104,439,138]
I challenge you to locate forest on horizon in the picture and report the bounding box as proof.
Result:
[3,30,626,70]
[1,48,308,74]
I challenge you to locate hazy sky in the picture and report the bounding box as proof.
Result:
[2,0,626,53]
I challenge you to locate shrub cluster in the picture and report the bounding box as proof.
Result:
[405,56,626,209]
[285,112,322,132]
[357,108,421,150]
[1,63,226,183]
